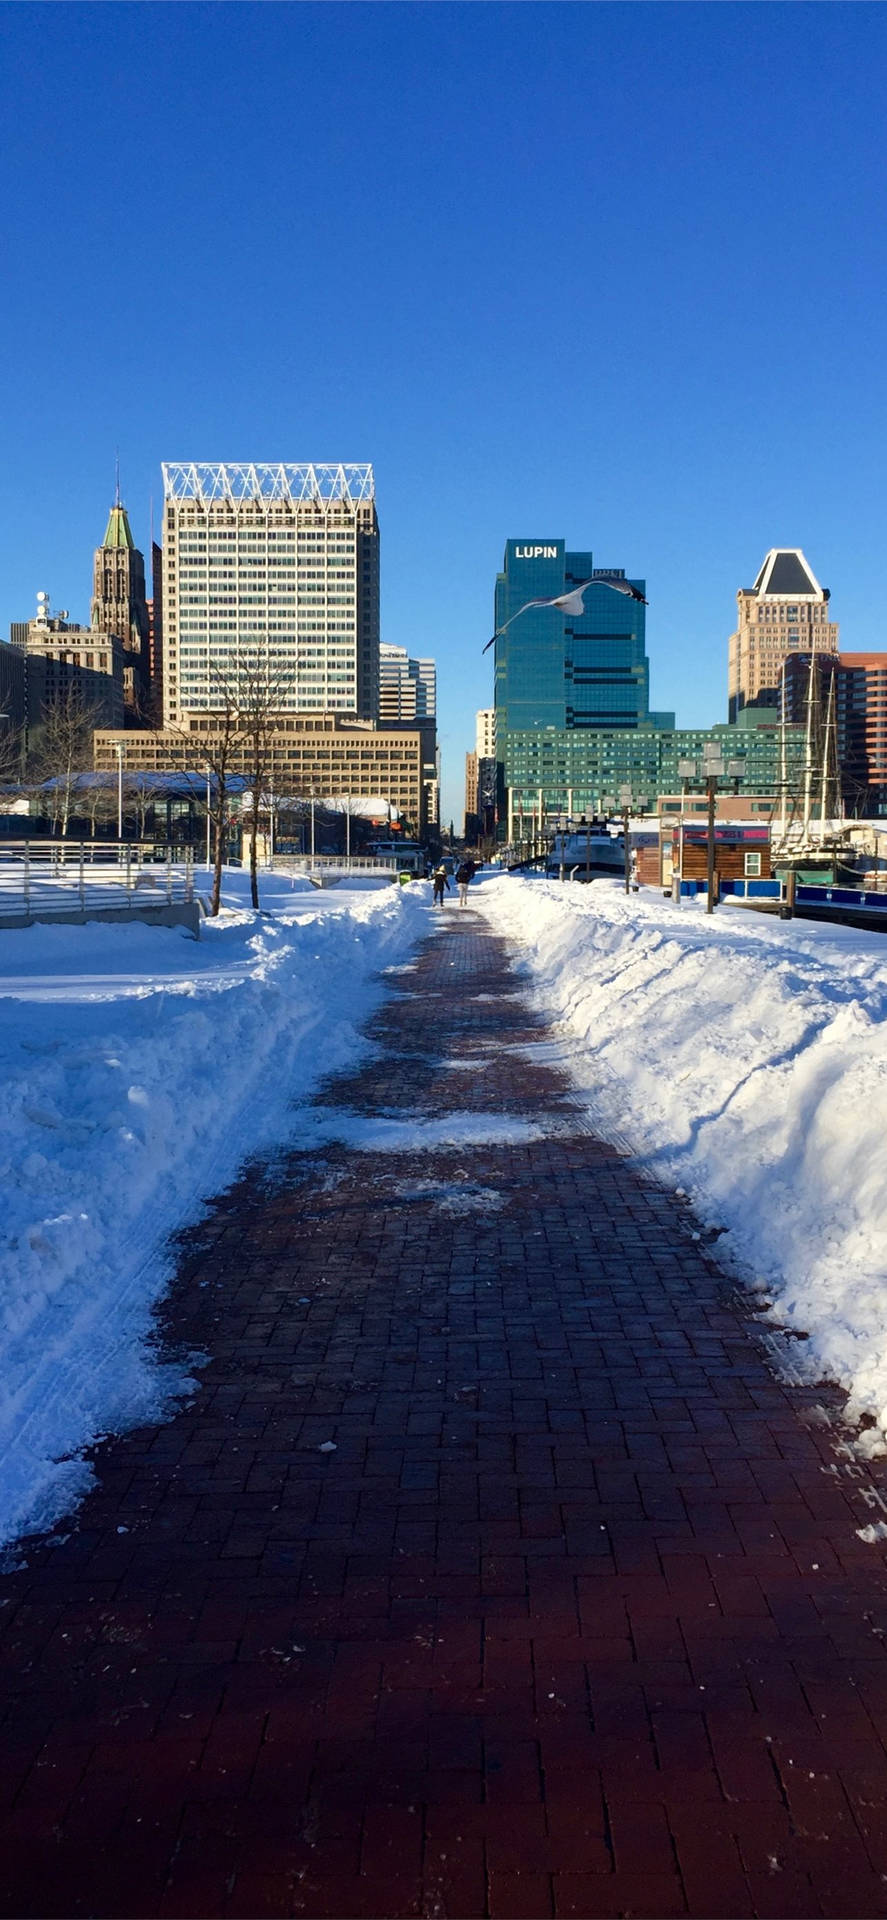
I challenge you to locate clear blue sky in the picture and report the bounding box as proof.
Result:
[2,1,885,825]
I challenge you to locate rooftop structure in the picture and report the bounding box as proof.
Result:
[161,463,375,507]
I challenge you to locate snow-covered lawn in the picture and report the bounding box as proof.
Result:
[478,872,887,1444]
[0,870,429,1548]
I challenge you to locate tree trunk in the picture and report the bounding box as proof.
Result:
[248,751,261,910]
[211,790,226,917]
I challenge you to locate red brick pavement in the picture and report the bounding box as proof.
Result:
[4,911,887,1916]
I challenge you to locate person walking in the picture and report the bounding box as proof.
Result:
[455,858,473,906]
[432,861,450,907]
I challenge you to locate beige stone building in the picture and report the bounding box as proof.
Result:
[728,548,838,721]
[22,596,124,728]
[476,708,496,758]
[93,713,428,836]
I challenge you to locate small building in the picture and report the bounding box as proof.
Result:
[674,822,773,889]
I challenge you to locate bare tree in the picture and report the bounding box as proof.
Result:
[238,654,291,910]
[81,774,118,841]
[124,768,159,844]
[0,721,25,787]
[34,687,102,838]
[163,647,291,915]
[170,670,253,917]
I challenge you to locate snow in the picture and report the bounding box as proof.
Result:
[477,873,887,1441]
[0,869,429,1548]
[6,857,887,1550]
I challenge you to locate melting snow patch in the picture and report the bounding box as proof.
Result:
[395,1178,505,1215]
[857,1523,887,1544]
[302,1111,560,1153]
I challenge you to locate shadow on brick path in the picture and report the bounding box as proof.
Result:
[4,910,887,1917]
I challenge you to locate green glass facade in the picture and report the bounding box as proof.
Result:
[506,718,807,819]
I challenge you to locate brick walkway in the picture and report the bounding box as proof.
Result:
[4,908,887,1917]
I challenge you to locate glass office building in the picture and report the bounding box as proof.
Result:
[505,716,807,838]
[494,540,673,735]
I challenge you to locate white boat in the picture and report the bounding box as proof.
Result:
[545,829,624,880]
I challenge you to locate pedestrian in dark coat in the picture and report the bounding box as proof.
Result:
[432,862,450,906]
[455,860,473,906]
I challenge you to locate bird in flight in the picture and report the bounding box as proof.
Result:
[482,575,647,652]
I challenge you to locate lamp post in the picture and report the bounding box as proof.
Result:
[205,765,212,869]
[678,748,746,913]
[114,741,124,842]
[617,785,649,893]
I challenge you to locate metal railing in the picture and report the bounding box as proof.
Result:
[0,841,195,922]
[270,853,400,877]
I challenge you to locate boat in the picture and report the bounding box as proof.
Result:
[545,827,625,881]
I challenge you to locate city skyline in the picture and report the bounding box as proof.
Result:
[2,4,886,823]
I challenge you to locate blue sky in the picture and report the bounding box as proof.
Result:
[1,2,885,824]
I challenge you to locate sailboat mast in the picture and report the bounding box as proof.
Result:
[802,622,818,841]
[778,659,787,843]
[819,668,836,843]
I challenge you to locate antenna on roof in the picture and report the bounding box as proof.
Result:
[115,448,121,507]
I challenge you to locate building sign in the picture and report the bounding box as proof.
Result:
[513,545,559,560]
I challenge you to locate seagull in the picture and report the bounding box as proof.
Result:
[482,575,647,651]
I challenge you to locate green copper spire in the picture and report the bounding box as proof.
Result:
[102,503,135,549]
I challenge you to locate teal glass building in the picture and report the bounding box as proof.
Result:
[494,539,674,735]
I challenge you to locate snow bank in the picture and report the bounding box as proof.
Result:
[0,873,429,1546]
[480,874,887,1437]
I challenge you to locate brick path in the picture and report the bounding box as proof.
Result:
[4,908,887,1917]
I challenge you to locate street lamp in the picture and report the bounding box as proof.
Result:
[205,765,212,869]
[677,748,745,913]
[114,741,124,842]
[617,785,649,893]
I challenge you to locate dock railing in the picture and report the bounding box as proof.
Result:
[270,853,401,880]
[0,842,195,923]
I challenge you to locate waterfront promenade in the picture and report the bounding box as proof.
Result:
[4,908,887,1916]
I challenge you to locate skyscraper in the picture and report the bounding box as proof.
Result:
[476,708,496,758]
[378,643,436,722]
[160,463,380,728]
[728,549,839,722]
[91,498,151,717]
[493,540,667,735]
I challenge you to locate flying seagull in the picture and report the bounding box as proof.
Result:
[482,574,647,652]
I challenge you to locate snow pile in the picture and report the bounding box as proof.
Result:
[0,872,428,1546]
[480,874,887,1436]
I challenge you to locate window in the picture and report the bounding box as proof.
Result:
[744,851,762,877]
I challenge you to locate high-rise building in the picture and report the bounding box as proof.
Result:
[160,463,380,729]
[379,643,436,722]
[838,655,887,815]
[17,593,124,728]
[91,498,151,718]
[783,650,887,817]
[476,708,496,759]
[464,750,479,840]
[728,548,838,722]
[493,540,671,736]
[146,541,164,720]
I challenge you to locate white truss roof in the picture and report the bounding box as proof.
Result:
[162,463,375,506]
